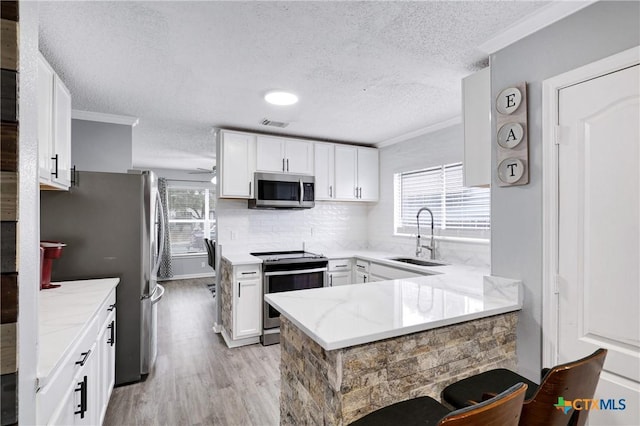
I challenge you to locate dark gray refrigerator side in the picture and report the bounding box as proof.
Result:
[41,171,151,385]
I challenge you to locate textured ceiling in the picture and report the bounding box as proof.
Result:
[38,1,549,171]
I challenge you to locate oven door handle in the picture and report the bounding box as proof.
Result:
[264,267,327,277]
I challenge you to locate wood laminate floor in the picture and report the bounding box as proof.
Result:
[104,278,281,426]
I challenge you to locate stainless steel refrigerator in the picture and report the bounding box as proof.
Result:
[40,170,166,385]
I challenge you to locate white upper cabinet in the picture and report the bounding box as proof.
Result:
[38,53,72,190]
[313,142,335,200]
[219,130,256,199]
[334,145,378,201]
[334,145,358,200]
[462,67,491,187]
[356,147,379,201]
[256,135,313,174]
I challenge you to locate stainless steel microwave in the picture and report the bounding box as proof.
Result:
[248,172,315,209]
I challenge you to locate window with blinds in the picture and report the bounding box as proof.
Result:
[394,163,490,236]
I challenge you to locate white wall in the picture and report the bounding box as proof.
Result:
[368,124,490,267]
[490,1,640,381]
[18,2,39,423]
[217,199,369,254]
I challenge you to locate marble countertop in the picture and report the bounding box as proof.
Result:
[221,250,265,265]
[265,272,521,351]
[38,278,119,388]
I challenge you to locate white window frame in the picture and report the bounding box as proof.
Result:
[394,162,490,241]
[167,183,215,256]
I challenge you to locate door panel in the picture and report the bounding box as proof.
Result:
[558,64,639,425]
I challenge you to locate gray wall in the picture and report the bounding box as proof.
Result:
[491,1,640,380]
[72,119,132,172]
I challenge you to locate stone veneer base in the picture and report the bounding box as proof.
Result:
[279,312,518,425]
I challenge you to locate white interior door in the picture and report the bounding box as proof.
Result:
[558,64,640,425]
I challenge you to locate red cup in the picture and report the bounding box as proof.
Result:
[40,241,66,290]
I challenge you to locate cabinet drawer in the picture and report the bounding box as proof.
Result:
[354,258,369,273]
[370,263,422,280]
[96,288,116,331]
[37,314,99,425]
[234,264,261,280]
[329,259,352,271]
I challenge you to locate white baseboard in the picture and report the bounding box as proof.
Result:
[221,329,260,348]
[162,272,215,281]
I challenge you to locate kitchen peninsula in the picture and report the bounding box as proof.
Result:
[265,272,522,425]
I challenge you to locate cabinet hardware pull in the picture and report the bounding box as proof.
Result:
[74,375,88,418]
[241,271,256,275]
[75,350,91,366]
[336,264,348,268]
[356,265,365,269]
[359,187,362,198]
[364,275,367,283]
[238,282,241,297]
[355,187,358,198]
[249,181,252,196]
[107,303,116,311]
[329,185,332,197]
[286,158,289,172]
[329,275,333,286]
[107,321,115,346]
[51,154,59,178]
[282,158,285,172]
[71,165,77,185]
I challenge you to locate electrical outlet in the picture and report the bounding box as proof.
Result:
[201,261,206,268]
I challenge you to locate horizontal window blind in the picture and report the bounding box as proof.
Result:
[167,186,216,255]
[394,163,490,234]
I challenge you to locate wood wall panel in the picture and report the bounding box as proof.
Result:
[0,222,16,273]
[0,70,17,122]
[0,274,17,324]
[0,2,18,22]
[0,122,17,172]
[0,19,18,71]
[0,324,16,374]
[0,172,17,221]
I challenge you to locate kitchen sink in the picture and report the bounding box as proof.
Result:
[389,257,449,267]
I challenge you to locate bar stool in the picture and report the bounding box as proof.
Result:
[349,382,527,426]
[441,348,607,426]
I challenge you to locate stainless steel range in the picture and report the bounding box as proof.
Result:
[251,250,328,345]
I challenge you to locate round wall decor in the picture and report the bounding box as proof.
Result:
[497,122,525,149]
[498,158,525,184]
[496,87,522,115]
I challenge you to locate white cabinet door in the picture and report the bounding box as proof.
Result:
[334,145,358,200]
[462,67,491,187]
[47,381,76,426]
[37,55,54,185]
[357,147,379,201]
[52,77,72,188]
[234,278,262,339]
[98,311,115,425]
[354,271,369,284]
[328,272,351,287]
[284,139,313,174]
[314,143,335,200]
[220,131,256,198]
[256,135,285,172]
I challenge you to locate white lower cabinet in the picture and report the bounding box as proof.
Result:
[327,258,353,286]
[328,271,352,287]
[37,289,116,426]
[232,265,262,339]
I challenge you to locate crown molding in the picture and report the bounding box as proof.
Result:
[478,1,597,54]
[375,116,461,148]
[71,110,140,127]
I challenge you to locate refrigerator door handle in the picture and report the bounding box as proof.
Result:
[152,194,166,277]
[150,284,165,305]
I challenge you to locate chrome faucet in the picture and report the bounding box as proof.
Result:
[416,207,435,259]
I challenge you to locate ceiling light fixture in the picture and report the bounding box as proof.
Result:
[264,91,298,106]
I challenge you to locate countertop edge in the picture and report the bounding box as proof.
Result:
[37,278,120,390]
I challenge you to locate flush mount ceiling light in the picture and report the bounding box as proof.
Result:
[264,91,298,106]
